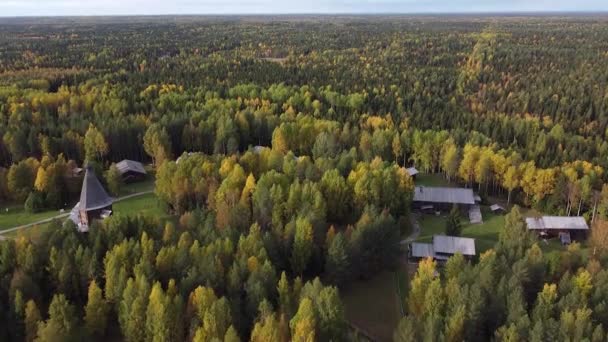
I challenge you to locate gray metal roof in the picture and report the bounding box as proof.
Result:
[433,235,476,256]
[468,205,483,224]
[410,236,476,259]
[79,166,114,211]
[406,167,419,176]
[526,216,589,230]
[410,242,434,258]
[490,204,505,211]
[413,186,476,205]
[116,159,147,175]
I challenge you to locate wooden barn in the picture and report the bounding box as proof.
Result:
[116,159,147,183]
[526,216,589,241]
[490,204,506,214]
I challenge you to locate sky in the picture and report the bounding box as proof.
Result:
[1,0,607,17]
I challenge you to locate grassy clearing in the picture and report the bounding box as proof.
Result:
[114,192,165,218]
[414,173,452,187]
[0,206,66,231]
[461,207,505,253]
[342,270,402,342]
[416,206,505,253]
[417,215,448,243]
[120,178,155,195]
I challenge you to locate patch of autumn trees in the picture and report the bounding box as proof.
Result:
[155,149,411,280]
[0,211,350,341]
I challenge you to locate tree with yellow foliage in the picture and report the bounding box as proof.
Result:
[83,124,108,162]
[84,280,109,337]
[503,165,520,205]
[290,298,316,342]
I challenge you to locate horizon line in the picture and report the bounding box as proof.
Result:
[2,11,608,19]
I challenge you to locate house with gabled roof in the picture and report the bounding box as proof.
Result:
[116,159,147,182]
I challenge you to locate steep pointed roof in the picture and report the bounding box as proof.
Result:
[79,165,114,211]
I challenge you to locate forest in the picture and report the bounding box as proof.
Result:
[1,15,608,341]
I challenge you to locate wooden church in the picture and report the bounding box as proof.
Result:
[69,165,114,232]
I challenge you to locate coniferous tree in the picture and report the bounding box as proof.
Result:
[24,300,41,342]
[324,232,350,285]
[35,294,78,342]
[445,205,462,237]
[290,298,316,342]
[291,217,313,276]
[84,280,109,337]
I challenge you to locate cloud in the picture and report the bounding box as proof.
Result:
[1,0,607,16]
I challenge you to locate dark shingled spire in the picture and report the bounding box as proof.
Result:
[79,165,113,211]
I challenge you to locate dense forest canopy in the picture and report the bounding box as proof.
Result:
[1,15,608,342]
[1,16,608,168]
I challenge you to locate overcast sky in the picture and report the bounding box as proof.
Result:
[1,0,607,17]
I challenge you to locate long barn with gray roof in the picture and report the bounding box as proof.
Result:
[409,235,476,261]
[526,216,589,240]
[413,186,476,210]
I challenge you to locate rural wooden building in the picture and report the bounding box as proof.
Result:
[116,159,147,182]
[406,167,419,179]
[409,235,476,262]
[490,204,506,214]
[69,166,114,232]
[413,186,476,211]
[526,216,589,240]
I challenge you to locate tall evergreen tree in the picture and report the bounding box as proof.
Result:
[445,205,462,236]
[84,280,109,337]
